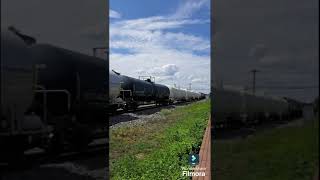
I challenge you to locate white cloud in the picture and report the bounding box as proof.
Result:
[110,49,210,92]
[192,78,207,83]
[109,1,210,93]
[110,19,210,54]
[147,64,179,76]
[162,64,179,75]
[171,0,210,19]
[112,16,208,30]
[110,9,121,19]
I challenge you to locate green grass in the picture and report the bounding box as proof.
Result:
[213,117,319,180]
[109,100,210,180]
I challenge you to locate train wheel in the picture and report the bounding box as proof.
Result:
[46,131,64,156]
[109,105,118,114]
[122,104,128,112]
[132,103,138,110]
[45,115,71,156]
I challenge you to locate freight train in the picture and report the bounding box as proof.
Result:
[212,87,303,128]
[1,28,205,161]
[109,70,205,112]
[1,28,110,160]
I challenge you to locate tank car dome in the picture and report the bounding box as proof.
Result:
[1,29,35,67]
[1,29,35,121]
[109,70,122,100]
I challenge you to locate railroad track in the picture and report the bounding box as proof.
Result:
[109,100,197,116]
[212,118,302,140]
[1,100,203,173]
[109,101,201,127]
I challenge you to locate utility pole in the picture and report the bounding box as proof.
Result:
[250,69,260,94]
[188,83,192,91]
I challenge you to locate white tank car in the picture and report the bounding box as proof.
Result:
[188,91,194,100]
[265,96,278,115]
[190,91,197,100]
[192,91,201,100]
[212,87,247,124]
[185,90,190,100]
[169,87,187,101]
[212,86,291,127]
[195,92,201,99]
[243,92,289,120]
[192,92,201,100]
[269,96,289,116]
[185,89,198,100]
[109,71,122,104]
[244,93,266,114]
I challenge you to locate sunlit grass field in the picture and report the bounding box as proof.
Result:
[109,100,210,179]
[213,117,319,180]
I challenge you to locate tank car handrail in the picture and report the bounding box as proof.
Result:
[138,76,155,83]
[35,89,71,109]
[35,85,46,90]
[34,89,71,124]
[120,89,133,100]
[120,89,132,93]
[133,90,146,93]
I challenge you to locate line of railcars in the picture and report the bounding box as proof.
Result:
[1,29,111,161]
[1,29,205,161]
[212,87,303,128]
[109,71,205,112]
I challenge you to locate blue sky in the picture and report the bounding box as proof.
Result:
[110,0,210,93]
[110,0,210,39]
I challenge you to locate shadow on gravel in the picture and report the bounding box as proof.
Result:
[109,114,139,126]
